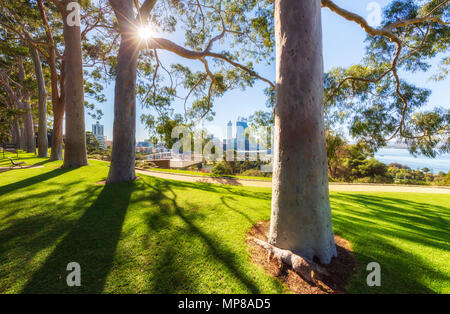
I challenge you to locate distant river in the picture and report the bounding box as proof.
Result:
[374,148,450,173]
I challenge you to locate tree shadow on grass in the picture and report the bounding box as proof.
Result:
[0,167,75,195]
[141,179,264,293]
[220,195,257,226]
[146,176,271,201]
[21,181,134,293]
[330,193,450,293]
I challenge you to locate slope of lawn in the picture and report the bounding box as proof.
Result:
[0,153,449,293]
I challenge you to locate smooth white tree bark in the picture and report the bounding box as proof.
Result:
[17,58,35,153]
[29,45,48,157]
[61,0,87,168]
[269,0,337,264]
[106,0,138,183]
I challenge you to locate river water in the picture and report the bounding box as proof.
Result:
[374,148,450,173]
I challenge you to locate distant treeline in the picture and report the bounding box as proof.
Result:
[326,132,450,186]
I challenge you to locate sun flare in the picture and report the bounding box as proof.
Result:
[137,25,154,40]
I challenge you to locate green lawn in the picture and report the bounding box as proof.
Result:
[0,154,449,293]
[143,167,273,181]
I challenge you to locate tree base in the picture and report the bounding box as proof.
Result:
[106,174,137,185]
[247,221,357,294]
[61,161,89,169]
[251,237,329,282]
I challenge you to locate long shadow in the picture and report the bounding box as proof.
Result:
[142,179,263,293]
[220,195,257,226]
[332,193,450,250]
[148,176,271,201]
[21,181,134,293]
[0,167,75,195]
[330,193,450,293]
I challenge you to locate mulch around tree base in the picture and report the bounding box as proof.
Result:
[246,221,357,294]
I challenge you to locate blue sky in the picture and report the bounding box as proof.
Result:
[84,0,449,142]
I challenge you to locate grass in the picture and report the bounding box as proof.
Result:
[144,167,273,181]
[0,153,449,293]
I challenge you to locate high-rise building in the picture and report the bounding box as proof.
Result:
[235,117,247,140]
[236,117,249,151]
[92,121,106,149]
[223,120,233,153]
[92,121,104,137]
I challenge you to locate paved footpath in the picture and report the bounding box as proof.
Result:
[135,169,450,194]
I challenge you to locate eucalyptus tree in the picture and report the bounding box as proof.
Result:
[33,0,112,164]
[28,41,48,157]
[1,0,111,160]
[0,64,35,152]
[106,0,274,183]
[0,22,36,153]
[16,57,36,154]
[40,0,113,160]
[44,0,87,167]
[234,0,449,263]
[38,0,66,160]
[105,0,449,264]
[0,1,49,156]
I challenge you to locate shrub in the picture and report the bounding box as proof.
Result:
[240,169,271,178]
[211,162,233,176]
[444,171,450,186]
[355,175,393,184]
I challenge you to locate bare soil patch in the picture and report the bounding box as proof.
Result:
[246,221,357,294]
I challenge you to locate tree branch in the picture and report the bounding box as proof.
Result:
[142,37,274,88]
[321,0,449,141]
[139,0,157,24]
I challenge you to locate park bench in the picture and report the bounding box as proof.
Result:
[1,143,19,158]
[8,157,26,169]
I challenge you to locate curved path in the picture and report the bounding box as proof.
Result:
[135,168,450,194]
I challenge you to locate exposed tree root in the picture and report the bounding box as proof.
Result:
[247,221,357,294]
[251,237,329,282]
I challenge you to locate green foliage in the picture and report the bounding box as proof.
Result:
[135,0,275,135]
[324,0,450,157]
[444,171,450,185]
[357,158,392,183]
[141,113,186,149]
[240,169,271,178]
[0,0,114,146]
[211,162,233,176]
[86,131,101,154]
[324,132,448,185]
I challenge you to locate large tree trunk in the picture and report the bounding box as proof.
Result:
[106,0,138,183]
[8,97,21,146]
[17,58,35,153]
[51,97,65,160]
[269,0,336,264]
[11,117,21,146]
[61,0,87,168]
[29,45,48,157]
[38,0,64,161]
[49,59,65,161]
[22,93,35,153]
